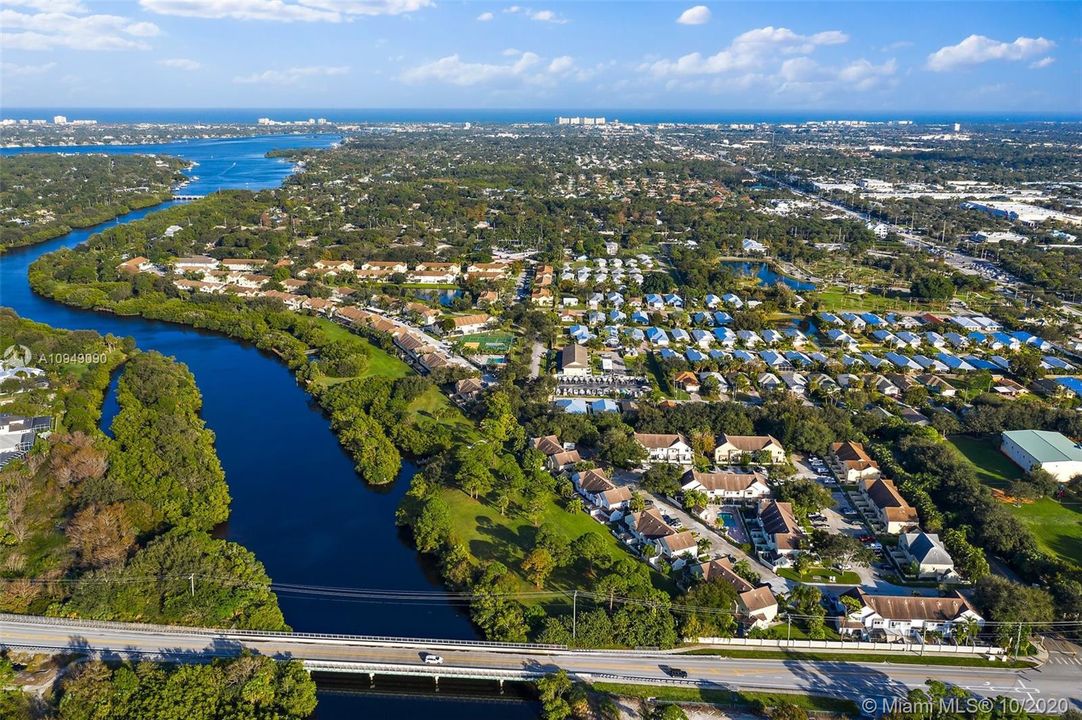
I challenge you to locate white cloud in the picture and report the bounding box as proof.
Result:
[1030,56,1055,69]
[926,35,1055,71]
[402,52,540,86]
[776,56,897,98]
[2,0,86,11]
[837,58,897,91]
[158,57,202,70]
[476,10,493,21]
[547,55,574,74]
[234,65,349,83]
[0,60,56,76]
[401,51,586,87]
[139,0,431,23]
[502,5,566,23]
[676,5,710,25]
[0,7,161,50]
[646,26,849,78]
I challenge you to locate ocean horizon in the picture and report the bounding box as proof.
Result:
[4,107,1081,125]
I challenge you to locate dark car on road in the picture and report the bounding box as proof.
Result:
[664,666,688,678]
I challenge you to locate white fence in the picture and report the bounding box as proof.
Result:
[695,636,1004,656]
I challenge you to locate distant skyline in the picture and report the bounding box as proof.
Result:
[1,0,1080,113]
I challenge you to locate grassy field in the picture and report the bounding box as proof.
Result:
[950,434,1082,567]
[948,434,1021,489]
[314,318,476,439]
[778,567,862,585]
[441,487,675,605]
[590,681,858,714]
[316,319,411,379]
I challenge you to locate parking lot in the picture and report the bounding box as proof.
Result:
[555,373,651,398]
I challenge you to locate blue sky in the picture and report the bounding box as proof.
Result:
[1,0,1079,112]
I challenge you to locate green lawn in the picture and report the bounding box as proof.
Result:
[950,434,1082,567]
[313,318,476,440]
[948,434,1021,490]
[316,318,411,379]
[590,681,857,714]
[441,487,675,605]
[778,567,861,585]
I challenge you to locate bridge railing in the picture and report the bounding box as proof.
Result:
[0,613,567,653]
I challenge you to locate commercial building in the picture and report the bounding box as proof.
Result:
[1001,430,1082,483]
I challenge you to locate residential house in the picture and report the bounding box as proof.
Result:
[898,532,956,579]
[757,499,802,560]
[714,434,786,465]
[447,313,491,335]
[531,435,581,472]
[361,260,406,273]
[861,476,919,533]
[572,468,633,512]
[837,589,983,641]
[117,256,154,274]
[624,508,698,559]
[453,377,484,402]
[634,433,694,465]
[673,371,701,394]
[680,470,770,504]
[173,255,219,273]
[695,559,778,629]
[560,343,590,377]
[828,441,881,484]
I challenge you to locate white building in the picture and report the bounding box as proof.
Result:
[1001,430,1082,483]
[634,433,693,465]
[838,589,982,642]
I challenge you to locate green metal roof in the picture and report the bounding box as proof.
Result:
[1003,430,1082,464]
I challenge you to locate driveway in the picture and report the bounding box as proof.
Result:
[646,491,788,595]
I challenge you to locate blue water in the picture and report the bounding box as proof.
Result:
[4,107,1081,125]
[0,137,525,718]
[408,288,463,307]
[0,134,338,196]
[721,260,816,292]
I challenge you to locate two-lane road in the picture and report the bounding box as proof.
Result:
[2,616,1079,709]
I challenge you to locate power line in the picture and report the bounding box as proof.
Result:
[3,575,1081,628]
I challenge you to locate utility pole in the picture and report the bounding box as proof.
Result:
[786,615,792,646]
[189,573,195,597]
[572,590,578,641]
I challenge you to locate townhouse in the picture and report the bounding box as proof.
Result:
[714,434,786,465]
[680,469,770,504]
[634,433,694,465]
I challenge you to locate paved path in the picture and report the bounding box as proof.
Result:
[646,493,787,594]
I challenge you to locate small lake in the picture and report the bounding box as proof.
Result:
[721,260,816,292]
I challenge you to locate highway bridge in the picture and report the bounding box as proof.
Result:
[2,614,1079,710]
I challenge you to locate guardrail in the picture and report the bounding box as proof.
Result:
[305,660,545,681]
[696,636,1004,656]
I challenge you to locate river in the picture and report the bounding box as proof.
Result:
[0,135,539,718]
